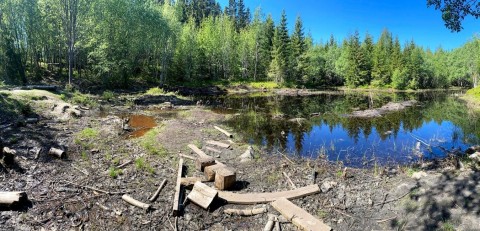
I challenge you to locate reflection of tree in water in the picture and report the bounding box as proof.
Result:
[223,91,479,155]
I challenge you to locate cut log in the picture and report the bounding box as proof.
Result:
[172,159,184,216]
[2,147,16,164]
[206,140,230,149]
[271,198,331,231]
[122,194,151,210]
[214,126,233,138]
[149,179,167,202]
[264,214,276,231]
[0,192,28,207]
[224,207,267,216]
[214,167,236,190]
[195,156,215,171]
[187,182,218,210]
[204,162,226,181]
[205,146,222,154]
[48,147,65,158]
[218,184,320,205]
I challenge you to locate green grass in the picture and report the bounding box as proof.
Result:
[466,86,480,98]
[75,128,100,150]
[145,87,178,96]
[135,157,155,174]
[102,90,115,101]
[108,166,123,178]
[248,81,280,89]
[67,91,97,107]
[441,221,455,231]
[140,127,168,157]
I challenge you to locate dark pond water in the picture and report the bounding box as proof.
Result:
[202,91,480,167]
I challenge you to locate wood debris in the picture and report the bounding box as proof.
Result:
[271,197,331,231]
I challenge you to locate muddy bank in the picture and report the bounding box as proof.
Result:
[346,100,418,118]
[0,89,479,230]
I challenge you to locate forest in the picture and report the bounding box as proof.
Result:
[0,0,479,90]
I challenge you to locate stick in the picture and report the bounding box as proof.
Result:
[375,191,411,206]
[117,160,133,169]
[264,215,276,231]
[149,179,167,202]
[122,194,151,210]
[224,207,267,216]
[178,154,196,160]
[278,152,294,165]
[62,180,123,195]
[376,216,397,223]
[214,126,233,138]
[274,218,281,231]
[282,172,296,189]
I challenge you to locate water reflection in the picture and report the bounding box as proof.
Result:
[205,91,480,166]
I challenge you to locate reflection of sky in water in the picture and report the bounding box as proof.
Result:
[285,120,471,167]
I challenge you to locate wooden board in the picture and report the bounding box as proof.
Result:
[187,182,218,209]
[218,184,320,205]
[214,126,233,138]
[206,140,230,149]
[271,197,331,231]
[172,159,184,216]
[195,156,215,171]
[205,146,222,154]
[188,144,210,158]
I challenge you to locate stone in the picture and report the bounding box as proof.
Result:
[238,146,254,163]
[411,171,428,180]
[321,181,337,193]
[468,152,480,163]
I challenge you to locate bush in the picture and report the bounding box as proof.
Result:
[392,69,409,90]
[102,90,115,101]
[145,87,166,96]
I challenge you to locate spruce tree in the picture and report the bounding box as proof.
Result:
[290,16,307,84]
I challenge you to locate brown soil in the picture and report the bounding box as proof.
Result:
[0,90,479,230]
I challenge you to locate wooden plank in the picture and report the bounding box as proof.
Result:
[172,158,184,216]
[218,184,320,205]
[214,167,236,190]
[188,144,210,158]
[271,197,331,231]
[204,161,226,181]
[206,140,230,149]
[214,125,233,138]
[195,156,215,171]
[187,182,218,210]
[180,177,207,188]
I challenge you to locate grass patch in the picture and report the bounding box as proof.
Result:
[75,128,100,150]
[102,90,115,101]
[108,166,123,178]
[140,127,168,157]
[135,157,155,174]
[248,81,280,89]
[441,221,455,231]
[466,86,480,98]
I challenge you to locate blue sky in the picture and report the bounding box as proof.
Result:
[217,0,480,50]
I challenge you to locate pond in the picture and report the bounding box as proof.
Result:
[203,90,480,167]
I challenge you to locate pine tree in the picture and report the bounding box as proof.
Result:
[345,31,370,87]
[362,32,374,84]
[371,29,393,86]
[277,10,290,81]
[268,28,286,83]
[290,16,307,84]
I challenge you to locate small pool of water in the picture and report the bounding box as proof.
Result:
[126,114,157,138]
[200,91,480,167]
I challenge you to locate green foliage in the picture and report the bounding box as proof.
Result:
[108,166,122,178]
[466,86,480,98]
[145,87,168,96]
[248,81,279,89]
[70,91,96,107]
[102,90,115,101]
[135,157,155,174]
[140,128,168,157]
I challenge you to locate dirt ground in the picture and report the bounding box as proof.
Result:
[1,89,479,231]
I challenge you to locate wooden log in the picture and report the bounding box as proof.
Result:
[218,184,320,205]
[264,214,276,231]
[206,140,230,149]
[122,194,151,210]
[178,153,196,160]
[172,159,184,216]
[214,167,236,190]
[195,156,215,171]
[48,147,65,158]
[214,126,233,138]
[187,182,218,210]
[204,162,226,181]
[149,179,167,202]
[271,198,331,231]
[205,146,222,154]
[180,177,209,189]
[0,192,28,207]
[224,207,267,216]
[2,147,16,164]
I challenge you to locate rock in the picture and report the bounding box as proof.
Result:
[411,171,428,179]
[466,145,480,154]
[238,146,254,163]
[321,181,337,193]
[468,152,480,163]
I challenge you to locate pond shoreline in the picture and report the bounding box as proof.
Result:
[0,89,479,230]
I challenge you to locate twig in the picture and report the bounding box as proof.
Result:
[62,180,124,195]
[332,208,359,220]
[167,215,175,230]
[175,216,179,231]
[376,216,397,223]
[282,172,296,189]
[122,194,151,210]
[149,179,167,202]
[117,160,133,169]
[379,193,388,209]
[278,151,294,165]
[375,191,411,206]
[71,164,89,176]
